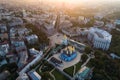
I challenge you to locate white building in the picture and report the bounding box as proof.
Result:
[16,46,28,68]
[16,73,29,80]
[114,19,120,26]
[28,71,41,80]
[25,34,38,44]
[0,43,9,56]
[88,28,112,50]
[29,48,40,55]
[22,9,27,18]
[19,51,43,75]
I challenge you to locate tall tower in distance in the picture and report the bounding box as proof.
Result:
[22,9,27,18]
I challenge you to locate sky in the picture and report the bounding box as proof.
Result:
[44,0,120,3]
[0,0,120,7]
[0,0,120,4]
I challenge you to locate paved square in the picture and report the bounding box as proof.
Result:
[49,51,82,71]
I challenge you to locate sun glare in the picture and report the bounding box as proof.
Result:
[48,0,87,3]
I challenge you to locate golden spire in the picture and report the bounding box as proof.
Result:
[64,35,67,39]
[72,46,75,52]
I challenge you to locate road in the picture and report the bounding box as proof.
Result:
[55,11,60,32]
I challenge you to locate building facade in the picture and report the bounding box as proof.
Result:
[88,28,112,50]
[75,66,93,80]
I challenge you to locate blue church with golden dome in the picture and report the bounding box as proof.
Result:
[60,35,77,62]
[60,46,77,62]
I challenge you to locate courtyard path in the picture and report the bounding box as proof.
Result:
[49,68,56,80]
[73,65,76,76]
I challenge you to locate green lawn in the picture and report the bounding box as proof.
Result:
[63,66,74,77]
[75,62,82,74]
[63,62,82,77]
[52,69,68,80]
[36,61,54,80]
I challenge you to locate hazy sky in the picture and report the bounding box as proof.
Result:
[44,0,120,3]
[0,0,120,4]
[1,0,120,3]
[0,0,120,7]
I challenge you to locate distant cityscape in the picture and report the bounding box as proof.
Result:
[0,0,120,80]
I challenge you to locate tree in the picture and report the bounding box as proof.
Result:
[85,46,92,54]
[109,29,120,56]
[81,54,88,63]
[41,72,51,80]
[0,63,18,73]
[25,23,50,45]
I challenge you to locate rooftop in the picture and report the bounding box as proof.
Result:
[0,24,7,33]
[0,43,9,56]
[29,48,40,55]
[28,71,41,80]
[77,66,92,79]
[115,19,120,25]
[11,39,25,47]
[25,34,38,40]
[89,27,112,41]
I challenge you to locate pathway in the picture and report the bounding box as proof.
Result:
[73,65,76,76]
[81,57,91,68]
[49,68,56,80]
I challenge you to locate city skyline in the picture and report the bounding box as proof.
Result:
[0,0,120,80]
